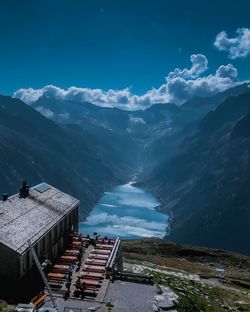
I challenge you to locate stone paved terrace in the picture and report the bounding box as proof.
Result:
[43,237,159,311]
[44,280,157,312]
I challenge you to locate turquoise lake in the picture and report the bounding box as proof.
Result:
[79,182,169,239]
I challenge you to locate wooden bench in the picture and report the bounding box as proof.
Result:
[31,292,46,308]
[89,254,109,260]
[85,259,107,266]
[69,245,81,250]
[80,271,103,279]
[96,244,113,250]
[65,249,80,255]
[82,279,100,287]
[52,268,68,274]
[48,281,64,288]
[48,278,65,285]
[83,265,105,272]
[91,249,111,255]
[83,285,99,294]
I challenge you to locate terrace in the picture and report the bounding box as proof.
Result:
[27,234,158,312]
[43,233,121,303]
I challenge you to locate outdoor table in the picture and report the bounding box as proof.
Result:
[48,272,66,279]
[83,265,105,272]
[54,264,69,269]
[53,264,69,272]
[65,249,80,255]
[60,255,77,262]
[73,241,81,246]
[80,271,103,279]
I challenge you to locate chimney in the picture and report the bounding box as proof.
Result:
[19,181,29,198]
[2,193,8,201]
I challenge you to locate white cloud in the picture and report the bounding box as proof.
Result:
[166,54,208,80]
[214,28,250,59]
[129,116,146,125]
[14,85,142,110]
[215,64,238,81]
[144,61,239,104]
[35,106,54,119]
[13,54,241,110]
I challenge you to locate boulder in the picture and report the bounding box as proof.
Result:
[152,303,159,311]
[157,300,175,310]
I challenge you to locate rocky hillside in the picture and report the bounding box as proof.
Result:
[2,82,250,253]
[142,91,250,255]
[122,238,250,311]
[140,83,250,173]
[29,83,250,176]
[0,95,123,218]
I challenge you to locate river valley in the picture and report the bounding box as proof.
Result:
[79,182,169,239]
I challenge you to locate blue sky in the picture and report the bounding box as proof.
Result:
[1,0,250,109]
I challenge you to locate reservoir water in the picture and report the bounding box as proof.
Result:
[79,182,168,239]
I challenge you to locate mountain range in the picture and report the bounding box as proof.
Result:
[0,95,124,219]
[141,86,250,255]
[1,82,250,254]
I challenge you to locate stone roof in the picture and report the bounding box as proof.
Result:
[0,183,79,254]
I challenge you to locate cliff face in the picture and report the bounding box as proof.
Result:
[143,92,250,255]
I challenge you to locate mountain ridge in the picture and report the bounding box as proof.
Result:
[0,95,125,219]
[1,83,250,255]
[142,91,250,255]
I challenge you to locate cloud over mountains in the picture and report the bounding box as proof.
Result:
[13,54,241,110]
[166,54,208,80]
[214,28,250,59]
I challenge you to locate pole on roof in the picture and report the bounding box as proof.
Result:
[28,240,57,309]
